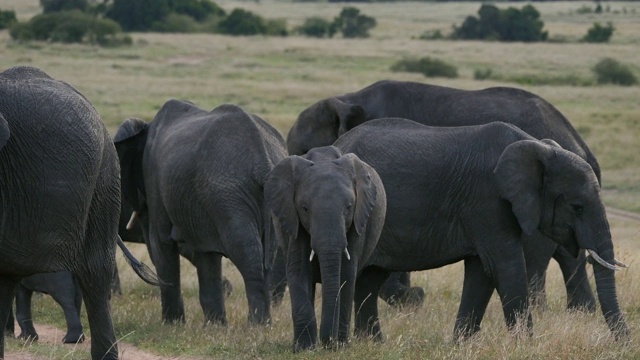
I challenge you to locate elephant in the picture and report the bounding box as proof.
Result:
[287,79,601,311]
[114,100,287,325]
[0,66,159,360]
[333,118,628,341]
[265,146,386,351]
[6,271,84,344]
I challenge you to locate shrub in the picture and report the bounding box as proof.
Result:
[40,0,88,13]
[582,22,615,43]
[332,7,376,38]
[297,16,333,38]
[419,30,444,40]
[151,12,199,33]
[265,19,288,37]
[218,8,266,35]
[391,57,458,78]
[0,9,17,30]
[107,0,171,31]
[593,58,637,86]
[171,0,225,22]
[452,4,548,42]
[474,68,493,80]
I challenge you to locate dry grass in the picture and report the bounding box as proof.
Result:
[2,1,640,358]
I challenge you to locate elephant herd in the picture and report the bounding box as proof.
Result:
[0,66,629,359]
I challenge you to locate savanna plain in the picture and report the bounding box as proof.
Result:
[1,0,639,359]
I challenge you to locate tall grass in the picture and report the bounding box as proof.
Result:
[2,1,640,358]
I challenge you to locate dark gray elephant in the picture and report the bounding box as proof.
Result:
[6,272,84,344]
[287,79,601,311]
[265,146,386,351]
[0,66,159,360]
[114,100,287,325]
[334,119,628,341]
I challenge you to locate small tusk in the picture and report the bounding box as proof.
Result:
[587,250,621,271]
[344,247,350,261]
[613,258,629,268]
[126,211,139,230]
[309,249,315,262]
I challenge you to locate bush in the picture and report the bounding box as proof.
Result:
[0,9,17,30]
[452,4,548,42]
[297,17,334,38]
[10,10,125,45]
[107,0,171,31]
[151,12,199,33]
[218,8,266,35]
[391,57,458,78]
[171,0,225,22]
[265,19,288,37]
[593,58,637,86]
[332,7,376,38]
[474,68,493,80]
[40,0,88,13]
[582,22,615,43]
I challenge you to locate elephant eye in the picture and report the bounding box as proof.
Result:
[572,204,584,215]
[344,204,352,214]
[302,204,309,213]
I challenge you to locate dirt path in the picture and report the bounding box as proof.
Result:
[607,206,640,223]
[6,322,182,360]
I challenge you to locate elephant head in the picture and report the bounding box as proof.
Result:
[113,118,149,228]
[287,99,368,155]
[494,139,629,339]
[265,146,381,349]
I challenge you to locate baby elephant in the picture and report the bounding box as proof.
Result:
[6,271,84,343]
[265,146,386,351]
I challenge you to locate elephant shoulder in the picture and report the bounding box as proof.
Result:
[0,66,53,82]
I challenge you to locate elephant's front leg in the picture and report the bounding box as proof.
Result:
[493,250,533,337]
[0,276,19,357]
[287,235,317,351]
[192,251,226,325]
[353,266,389,341]
[522,231,556,310]
[454,256,494,341]
[553,247,595,312]
[338,252,358,345]
[15,285,38,341]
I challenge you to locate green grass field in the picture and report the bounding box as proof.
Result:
[1,1,639,358]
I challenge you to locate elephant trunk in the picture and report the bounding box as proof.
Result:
[317,247,343,348]
[592,246,629,340]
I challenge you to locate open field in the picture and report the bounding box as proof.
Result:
[1,1,639,358]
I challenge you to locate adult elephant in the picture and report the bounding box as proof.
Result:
[0,66,159,360]
[334,119,628,341]
[287,79,600,311]
[265,146,386,351]
[114,100,287,325]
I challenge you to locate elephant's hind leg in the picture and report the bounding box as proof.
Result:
[454,256,494,341]
[15,285,38,341]
[0,276,19,358]
[192,251,227,325]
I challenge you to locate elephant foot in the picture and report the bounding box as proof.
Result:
[62,332,85,344]
[293,339,316,353]
[18,332,39,342]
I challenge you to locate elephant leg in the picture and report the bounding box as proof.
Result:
[0,276,19,358]
[454,257,494,341]
[553,247,596,312]
[49,278,84,343]
[522,232,556,310]
[15,285,38,341]
[494,253,532,337]
[192,251,226,325]
[353,266,389,341]
[287,232,317,351]
[269,247,288,307]
[4,300,14,338]
[224,220,270,325]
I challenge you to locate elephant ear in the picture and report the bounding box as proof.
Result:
[0,113,10,151]
[326,98,368,137]
[494,140,556,235]
[265,156,313,244]
[114,118,149,211]
[337,153,378,237]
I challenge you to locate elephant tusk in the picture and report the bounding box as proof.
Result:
[613,258,629,268]
[126,211,139,230]
[587,250,621,271]
[344,247,351,261]
[309,249,315,262]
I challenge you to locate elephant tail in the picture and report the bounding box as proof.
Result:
[116,236,166,287]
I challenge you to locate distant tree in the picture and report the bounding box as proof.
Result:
[0,9,17,30]
[107,0,171,31]
[169,0,225,22]
[40,0,88,13]
[452,4,547,42]
[582,22,615,43]
[218,8,266,35]
[332,7,376,38]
